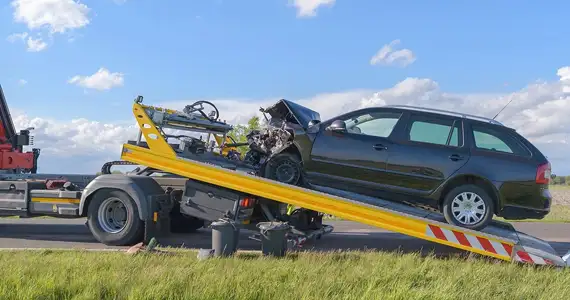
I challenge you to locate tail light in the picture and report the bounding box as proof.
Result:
[536,162,551,184]
[239,196,256,208]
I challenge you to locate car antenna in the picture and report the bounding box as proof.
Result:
[492,97,515,120]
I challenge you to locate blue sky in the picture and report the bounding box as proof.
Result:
[2,0,569,120]
[1,0,569,174]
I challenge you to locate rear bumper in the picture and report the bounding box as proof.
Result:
[498,186,552,220]
[500,205,550,220]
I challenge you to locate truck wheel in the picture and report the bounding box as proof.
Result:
[87,189,144,246]
[442,184,494,231]
[264,152,301,186]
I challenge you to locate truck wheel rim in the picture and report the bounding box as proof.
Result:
[451,192,486,225]
[98,197,129,234]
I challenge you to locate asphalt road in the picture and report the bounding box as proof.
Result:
[1,218,569,257]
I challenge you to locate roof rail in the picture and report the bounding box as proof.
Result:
[384,105,504,126]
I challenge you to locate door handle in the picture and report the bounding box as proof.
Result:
[373,144,387,151]
[449,154,464,161]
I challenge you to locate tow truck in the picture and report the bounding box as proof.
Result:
[0,85,568,267]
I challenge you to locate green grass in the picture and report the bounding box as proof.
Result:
[0,249,568,300]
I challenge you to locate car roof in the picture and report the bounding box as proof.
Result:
[382,105,506,127]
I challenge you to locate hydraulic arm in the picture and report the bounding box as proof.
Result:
[0,85,39,173]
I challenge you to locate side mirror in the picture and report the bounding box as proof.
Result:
[308,120,321,127]
[326,120,347,133]
[551,173,557,180]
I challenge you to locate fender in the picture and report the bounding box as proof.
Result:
[433,171,503,212]
[79,174,166,220]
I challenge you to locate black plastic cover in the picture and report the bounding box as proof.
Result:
[180,179,242,221]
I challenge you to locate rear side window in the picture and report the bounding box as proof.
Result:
[471,124,531,156]
[406,114,462,147]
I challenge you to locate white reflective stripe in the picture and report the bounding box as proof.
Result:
[465,234,482,250]
[441,227,459,244]
[426,226,436,238]
[528,253,546,265]
[489,240,509,257]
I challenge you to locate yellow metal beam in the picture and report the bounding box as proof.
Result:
[120,143,516,261]
[132,102,176,158]
[213,134,237,156]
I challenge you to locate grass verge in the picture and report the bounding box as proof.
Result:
[0,249,569,300]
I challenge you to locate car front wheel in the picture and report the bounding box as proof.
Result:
[263,152,302,186]
[442,184,494,231]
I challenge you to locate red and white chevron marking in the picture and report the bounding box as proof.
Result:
[425,224,513,258]
[513,250,555,265]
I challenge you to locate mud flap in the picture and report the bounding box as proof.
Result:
[143,194,174,245]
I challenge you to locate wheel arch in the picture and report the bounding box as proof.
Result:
[79,175,165,220]
[437,174,501,214]
[281,143,303,160]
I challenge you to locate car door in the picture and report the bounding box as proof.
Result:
[383,112,470,198]
[303,108,405,197]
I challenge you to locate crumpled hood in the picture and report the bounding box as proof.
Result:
[262,99,321,130]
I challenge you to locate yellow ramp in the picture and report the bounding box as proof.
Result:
[121,143,517,262]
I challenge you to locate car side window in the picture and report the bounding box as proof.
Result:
[342,111,402,138]
[471,125,530,156]
[406,115,462,147]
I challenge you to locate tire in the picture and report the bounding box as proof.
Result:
[86,189,144,246]
[442,184,494,231]
[170,203,205,233]
[263,152,302,186]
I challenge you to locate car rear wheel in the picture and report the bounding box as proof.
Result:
[442,184,494,231]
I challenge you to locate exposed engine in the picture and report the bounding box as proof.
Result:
[243,118,294,168]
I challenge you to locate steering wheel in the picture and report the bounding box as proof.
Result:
[183,100,220,122]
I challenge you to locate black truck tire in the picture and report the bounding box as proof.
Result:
[86,189,144,246]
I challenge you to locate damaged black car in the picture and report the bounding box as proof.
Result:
[242,99,553,230]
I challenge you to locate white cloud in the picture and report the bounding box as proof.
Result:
[6,32,48,52]
[11,66,570,174]
[370,39,416,67]
[26,36,47,52]
[11,0,91,34]
[558,66,570,81]
[68,68,125,91]
[290,0,335,17]
[6,32,28,42]
[18,79,28,86]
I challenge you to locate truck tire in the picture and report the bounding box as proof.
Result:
[87,189,144,246]
[442,184,494,231]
